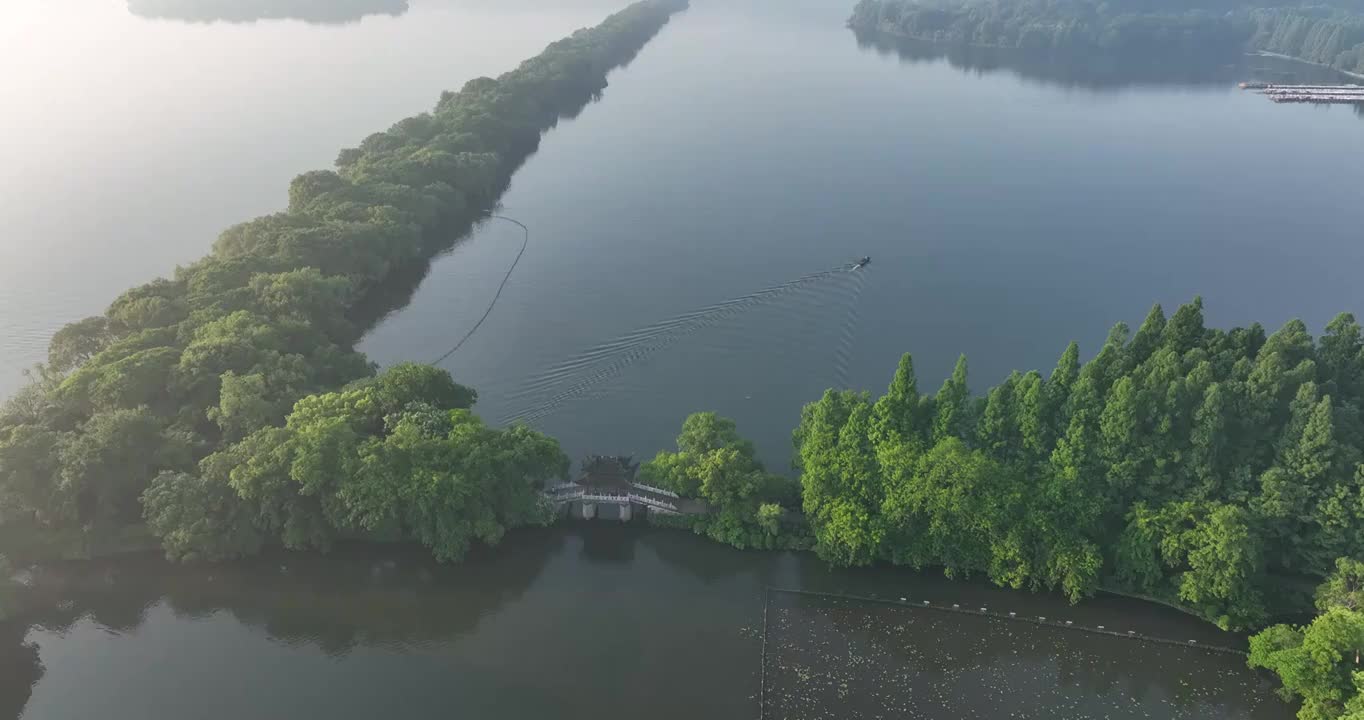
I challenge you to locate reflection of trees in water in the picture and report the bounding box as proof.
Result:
[766,600,1286,719]
[852,29,1244,90]
[0,624,43,720]
[636,525,806,588]
[342,26,656,337]
[126,0,408,24]
[574,522,640,566]
[14,535,560,658]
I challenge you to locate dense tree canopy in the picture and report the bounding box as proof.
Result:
[849,0,1364,74]
[640,412,807,550]
[0,0,688,560]
[1250,561,1364,720]
[793,300,1364,629]
[144,363,569,563]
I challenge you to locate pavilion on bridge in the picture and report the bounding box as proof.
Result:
[544,455,693,520]
[575,455,640,494]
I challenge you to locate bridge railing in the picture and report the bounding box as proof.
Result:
[581,492,633,503]
[542,486,682,513]
[627,494,679,512]
[630,482,680,499]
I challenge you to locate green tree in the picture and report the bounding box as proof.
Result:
[676,411,755,458]
[150,364,566,563]
[1099,375,1148,504]
[58,408,189,527]
[977,372,1021,461]
[640,411,762,498]
[0,424,66,524]
[795,390,883,565]
[1319,557,1364,612]
[881,438,1007,576]
[1042,341,1081,443]
[932,355,971,444]
[1249,607,1364,720]
[642,413,800,550]
[1256,387,1337,573]
[1012,370,1049,463]
[1127,304,1166,370]
[142,471,265,562]
[1173,503,1265,628]
[1319,313,1364,401]
[870,353,927,455]
[46,316,111,375]
[1189,382,1230,499]
[1162,297,1205,355]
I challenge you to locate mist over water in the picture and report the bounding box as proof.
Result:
[0,0,622,393]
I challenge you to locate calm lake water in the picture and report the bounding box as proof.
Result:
[4,0,1363,717]
[355,0,1364,469]
[4,527,1291,720]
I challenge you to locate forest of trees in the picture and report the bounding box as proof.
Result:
[141,363,570,563]
[638,301,1364,639]
[1250,7,1364,73]
[783,300,1364,632]
[0,0,689,563]
[849,0,1364,74]
[639,304,1364,717]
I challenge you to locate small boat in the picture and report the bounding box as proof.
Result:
[853,256,871,269]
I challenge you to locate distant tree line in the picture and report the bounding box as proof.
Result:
[126,0,409,25]
[1250,7,1364,74]
[0,0,689,563]
[849,0,1364,74]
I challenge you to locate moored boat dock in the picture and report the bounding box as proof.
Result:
[1240,82,1364,105]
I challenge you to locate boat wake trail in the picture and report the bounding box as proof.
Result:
[831,266,870,390]
[499,263,860,426]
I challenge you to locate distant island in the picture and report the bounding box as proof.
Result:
[127,0,409,25]
[848,0,1364,77]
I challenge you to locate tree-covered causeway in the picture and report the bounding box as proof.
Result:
[0,0,690,564]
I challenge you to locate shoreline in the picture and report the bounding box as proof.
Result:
[852,24,1364,82]
[4,518,1234,637]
